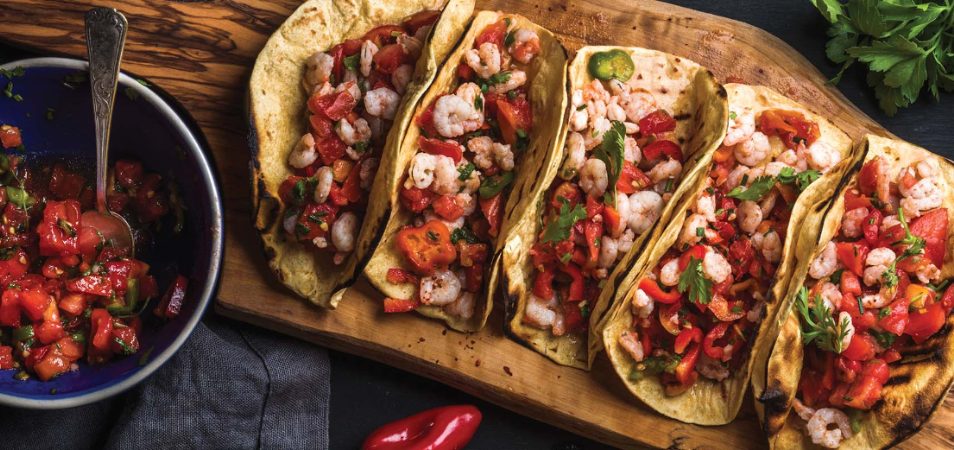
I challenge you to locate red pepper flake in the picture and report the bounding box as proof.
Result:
[475,359,481,367]
[503,366,513,376]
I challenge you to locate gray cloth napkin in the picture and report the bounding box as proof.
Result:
[0,317,331,450]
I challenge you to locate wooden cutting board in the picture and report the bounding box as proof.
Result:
[1,0,951,448]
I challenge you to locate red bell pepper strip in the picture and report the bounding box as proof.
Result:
[383,297,419,313]
[674,326,702,354]
[559,263,585,302]
[639,278,681,304]
[703,322,732,362]
[678,245,707,271]
[362,405,482,450]
[674,343,700,386]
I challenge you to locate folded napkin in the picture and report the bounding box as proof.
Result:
[0,317,330,449]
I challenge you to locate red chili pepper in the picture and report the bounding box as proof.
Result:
[362,405,482,450]
[638,278,681,304]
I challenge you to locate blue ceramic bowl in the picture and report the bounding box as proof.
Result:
[0,57,223,408]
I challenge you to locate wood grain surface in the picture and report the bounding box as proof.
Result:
[1,0,951,448]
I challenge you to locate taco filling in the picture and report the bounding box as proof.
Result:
[384,16,543,318]
[276,10,441,264]
[618,107,841,394]
[521,51,691,338]
[787,155,952,448]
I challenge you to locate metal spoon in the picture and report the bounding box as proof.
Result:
[82,7,135,255]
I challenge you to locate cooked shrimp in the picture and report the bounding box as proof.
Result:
[467,136,495,170]
[629,191,663,235]
[647,158,682,184]
[283,211,299,235]
[561,132,586,179]
[465,42,502,78]
[759,189,779,217]
[314,166,333,203]
[460,169,481,194]
[335,80,361,102]
[734,131,771,166]
[899,178,942,217]
[391,64,414,94]
[331,211,358,254]
[695,193,716,222]
[303,51,334,91]
[761,231,782,263]
[585,116,613,149]
[861,291,890,309]
[582,79,610,103]
[524,294,557,330]
[725,165,749,190]
[359,157,378,190]
[659,259,681,287]
[610,194,631,238]
[806,140,840,173]
[397,33,423,59]
[841,207,868,238]
[598,236,619,268]
[737,200,763,234]
[618,229,636,255]
[580,158,609,198]
[508,28,541,63]
[364,87,401,120]
[763,161,792,178]
[807,408,853,448]
[867,247,897,267]
[359,40,379,77]
[607,99,627,122]
[443,291,475,319]
[619,89,656,123]
[336,118,372,147]
[489,70,527,94]
[818,281,842,311]
[703,250,731,283]
[810,241,838,279]
[618,330,645,362]
[409,153,437,189]
[631,288,655,319]
[456,82,483,106]
[679,213,708,247]
[287,133,318,169]
[569,106,589,132]
[915,261,942,284]
[492,143,515,171]
[723,111,755,147]
[697,355,729,381]
[430,155,460,195]
[624,137,641,164]
[424,209,464,231]
[419,270,462,306]
[623,121,639,135]
[432,94,483,138]
[863,265,889,287]
[777,149,799,167]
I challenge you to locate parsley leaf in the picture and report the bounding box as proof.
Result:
[450,227,478,244]
[727,175,775,201]
[457,162,475,181]
[592,121,626,206]
[795,286,849,353]
[541,198,587,243]
[677,257,712,305]
[343,53,360,73]
[894,208,925,258]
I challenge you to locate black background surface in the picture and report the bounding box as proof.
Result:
[2,1,952,449]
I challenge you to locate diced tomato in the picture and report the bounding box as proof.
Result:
[475,19,507,48]
[395,220,457,275]
[19,288,51,322]
[641,139,682,162]
[110,325,140,355]
[315,135,349,166]
[616,161,651,194]
[49,163,88,200]
[878,298,909,336]
[432,195,465,221]
[843,359,889,410]
[363,25,406,47]
[604,206,621,237]
[639,278,681,304]
[0,290,20,327]
[58,293,87,316]
[307,89,357,121]
[861,209,882,246]
[456,62,474,81]
[857,157,884,197]
[90,309,114,351]
[294,202,338,242]
[479,194,503,238]
[905,302,946,344]
[835,356,861,384]
[386,268,419,285]
[35,317,65,345]
[37,200,82,257]
[840,270,862,296]
[0,248,28,286]
[844,190,873,211]
[416,99,442,138]
[674,326,702,354]
[372,44,409,74]
[32,345,72,381]
[551,182,581,209]
[757,109,820,149]
[418,137,463,163]
[728,238,755,273]
[839,293,877,331]
[842,333,877,361]
[496,96,532,146]
[532,268,555,299]
[941,284,954,313]
[463,263,483,293]
[339,163,362,205]
[309,115,334,139]
[583,220,601,266]
[0,125,22,149]
[0,346,13,370]
[383,297,419,313]
[66,275,113,297]
[835,241,868,277]
[638,110,677,135]
[154,275,188,320]
[882,348,902,363]
[399,186,436,213]
[562,301,585,333]
[328,39,362,81]
[907,208,948,267]
[404,10,440,34]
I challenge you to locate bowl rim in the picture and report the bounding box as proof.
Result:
[0,56,224,409]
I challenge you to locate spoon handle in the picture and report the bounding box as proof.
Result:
[85,7,128,215]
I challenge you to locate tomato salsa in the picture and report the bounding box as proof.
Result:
[618,105,841,394]
[0,125,188,381]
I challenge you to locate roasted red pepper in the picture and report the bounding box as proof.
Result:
[362,405,482,450]
[639,278,680,304]
[395,220,457,275]
[383,297,419,313]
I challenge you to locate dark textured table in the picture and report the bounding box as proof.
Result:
[3,1,952,449]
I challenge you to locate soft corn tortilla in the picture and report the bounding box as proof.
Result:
[501,47,729,369]
[758,135,954,449]
[602,84,856,424]
[362,11,568,332]
[249,0,474,308]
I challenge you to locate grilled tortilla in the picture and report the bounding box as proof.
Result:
[756,135,954,449]
[601,84,856,424]
[501,47,729,369]
[361,11,568,332]
[249,0,474,308]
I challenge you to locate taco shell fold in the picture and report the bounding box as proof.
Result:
[249,0,475,308]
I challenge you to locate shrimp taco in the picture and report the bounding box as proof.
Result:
[250,0,474,308]
[361,11,568,331]
[601,83,857,424]
[499,47,729,369]
[755,135,954,449]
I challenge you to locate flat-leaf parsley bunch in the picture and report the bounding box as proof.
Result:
[811,0,954,115]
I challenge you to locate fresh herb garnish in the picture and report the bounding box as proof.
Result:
[457,162,475,181]
[541,197,587,243]
[776,167,822,192]
[343,53,360,73]
[450,227,478,244]
[593,121,626,206]
[678,257,712,305]
[727,175,776,201]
